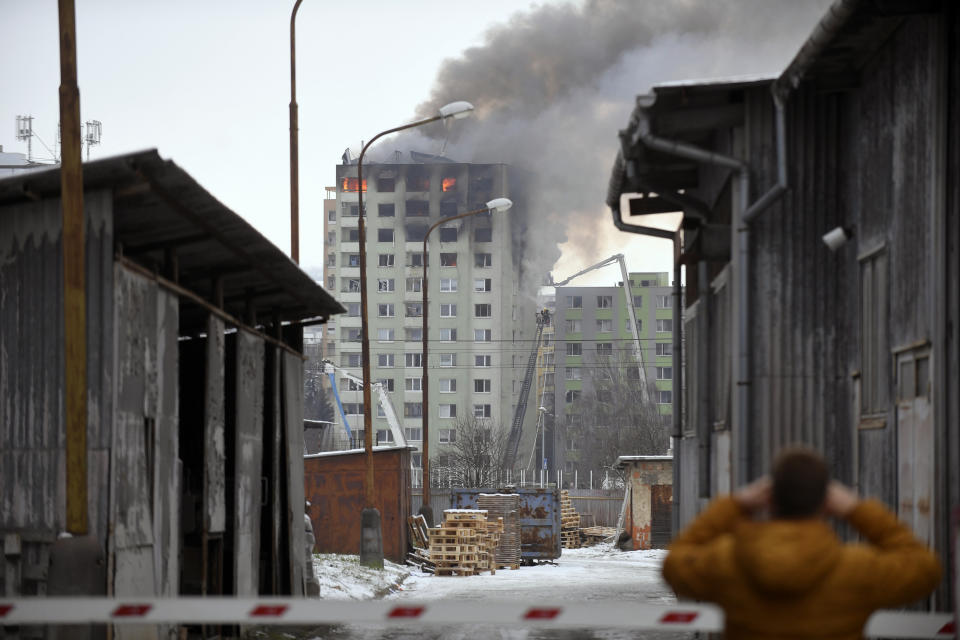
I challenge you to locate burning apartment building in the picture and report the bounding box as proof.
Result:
[324,155,539,483]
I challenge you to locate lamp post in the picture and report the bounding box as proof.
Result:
[288,0,303,263]
[420,197,512,526]
[356,101,474,568]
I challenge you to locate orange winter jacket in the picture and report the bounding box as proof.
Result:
[662,497,941,639]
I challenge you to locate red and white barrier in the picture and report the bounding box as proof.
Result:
[0,598,953,638]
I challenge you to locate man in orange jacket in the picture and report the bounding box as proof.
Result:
[662,447,941,639]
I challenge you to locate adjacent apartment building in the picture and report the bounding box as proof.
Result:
[550,272,674,475]
[325,159,536,478]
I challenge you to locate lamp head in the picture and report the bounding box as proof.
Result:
[438,101,474,120]
[486,197,513,214]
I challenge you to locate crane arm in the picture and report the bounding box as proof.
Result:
[322,359,407,447]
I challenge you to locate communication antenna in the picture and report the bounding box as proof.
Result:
[15,115,34,162]
[84,120,102,160]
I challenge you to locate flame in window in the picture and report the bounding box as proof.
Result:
[442,177,457,192]
[341,177,367,192]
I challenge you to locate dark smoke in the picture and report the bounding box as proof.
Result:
[381,0,832,296]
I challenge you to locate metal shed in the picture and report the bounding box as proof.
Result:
[606,0,958,609]
[0,150,343,622]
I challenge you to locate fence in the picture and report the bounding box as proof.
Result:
[411,488,625,528]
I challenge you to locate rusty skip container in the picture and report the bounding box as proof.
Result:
[451,488,561,562]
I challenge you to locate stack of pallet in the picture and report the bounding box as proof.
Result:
[581,526,617,547]
[477,493,521,570]
[428,509,501,576]
[406,514,434,572]
[560,490,581,548]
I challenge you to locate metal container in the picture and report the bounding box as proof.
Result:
[451,488,561,562]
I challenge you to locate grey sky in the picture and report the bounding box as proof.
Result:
[1,0,829,286]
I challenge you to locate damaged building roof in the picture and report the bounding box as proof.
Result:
[0,149,344,331]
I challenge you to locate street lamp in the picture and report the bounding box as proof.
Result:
[289,0,304,264]
[420,197,512,526]
[356,100,474,568]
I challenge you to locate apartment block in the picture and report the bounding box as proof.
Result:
[325,160,536,471]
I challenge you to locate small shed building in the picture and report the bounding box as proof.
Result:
[615,455,673,550]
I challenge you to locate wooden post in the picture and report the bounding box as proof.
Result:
[59,0,88,535]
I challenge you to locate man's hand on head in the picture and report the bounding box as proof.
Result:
[825,481,860,518]
[734,476,772,513]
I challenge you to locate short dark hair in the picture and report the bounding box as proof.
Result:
[771,447,830,519]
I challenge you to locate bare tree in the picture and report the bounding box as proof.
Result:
[561,349,669,485]
[430,416,510,488]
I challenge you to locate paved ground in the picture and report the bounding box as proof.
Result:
[254,548,691,640]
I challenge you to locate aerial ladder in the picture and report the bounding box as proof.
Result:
[503,309,551,470]
[550,253,649,401]
[321,360,407,449]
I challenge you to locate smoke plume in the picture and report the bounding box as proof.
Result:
[384,0,832,295]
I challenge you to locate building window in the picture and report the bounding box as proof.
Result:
[346,302,360,317]
[474,379,491,393]
[440,253,458,267]
[405,328,423,342]
[343,402,364,415]
[439,428,456,444]
[343,353,361,367]
[377,303,395,317]
[405,169,429,192]
[473,404,492,418]
[406,277,422,292]
[377,354,395,367]
[440,303,457,318]
[636,319,643,333]
[376,328,395,342]
[656,366,672,380]
[565,367,581,380]
[440,278,458,292]
[597,295,613,309]
[405,200,429,217]
[404,427,422,442]
[656,342,673,356]
[439,353,457,367]
[475,228,492,242]
[405,377,422,391]
[327,253,336,267]
[344,327,361,342]
[328,231,336,245]
[328,209,337,222]
[404,402,423,418]
[378,203,395,217]
[340,177,366,193]
[377,177,395,192]
[378,254,395,267]
[475,303,492,317]
[342,203,360,217]
[439,379,457,393]
[565,295,582,308]
[475,355,491,367]
[405,303,423,318]
[860,250,889,416]
[596,390,612,403]
[405,353,423,368]
[439,227,458,243]
[375,429,392,444]
[657,295,671,309]
[565,319,581,333]
[596,342,613,356]
[340,378,361,392]
[408,252,424,267]
[475,253,492,267]
[377,378,395,392]
[565,390,581,404]
[474,329,492,342]
[405,224,428,242]
[342,229,360,243]
[346,254,361,267]
[377,228,394,243]
[656,319,673,333]
[658,390,672,404]
[326,275,335,289]
[377,278,395,292]
[439,404,457,418]
[596,319,613,333]
[474,278,492,292]
[566,342,582,356]
[440,328,457,342]
[633,295,642,307]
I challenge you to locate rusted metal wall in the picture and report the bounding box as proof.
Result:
[0,191,114,597]
[451,487,561,561]
[303,447,411,563]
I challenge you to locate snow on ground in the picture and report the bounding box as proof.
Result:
[312,543,673,604]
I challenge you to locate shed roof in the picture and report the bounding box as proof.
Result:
[0,149,344,331]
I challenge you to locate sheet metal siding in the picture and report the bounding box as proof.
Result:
[0,190,114,539]
[204,316,226,534]
[745,83,854,485]
[283,351,306,595]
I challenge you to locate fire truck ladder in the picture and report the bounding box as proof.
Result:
[504,311,549,470]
